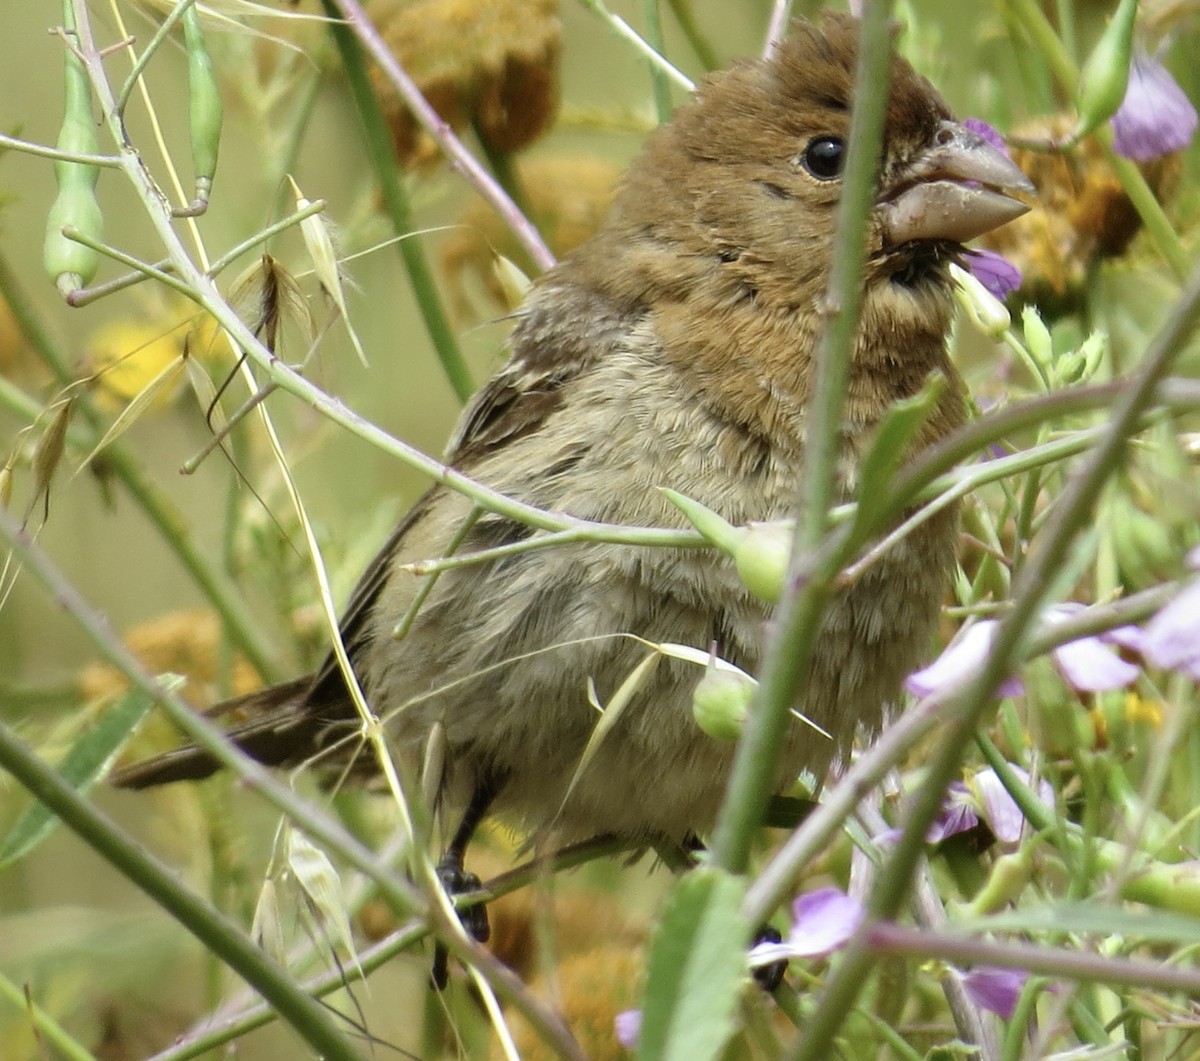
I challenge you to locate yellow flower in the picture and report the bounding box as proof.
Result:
[87,318,186,409]
[1123,691,1164,728]
[981,114,1179,317]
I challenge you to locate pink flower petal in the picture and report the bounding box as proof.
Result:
[972,766,1053,844]
[926,782,981,844]
[614,1009,641,1050]
[1043,604,1140,692]
[963,118,1009,156]
[965,249,1022,299]
[1051,637,1140,691]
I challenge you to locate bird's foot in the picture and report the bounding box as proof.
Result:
[751,924,787,992]
[430,853,490,989]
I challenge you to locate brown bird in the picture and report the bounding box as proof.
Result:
[114,12,1029,946]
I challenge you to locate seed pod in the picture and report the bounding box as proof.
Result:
[733,521,792,604]
[0,463,13,510]
[182,4,222,212]
[43,9,103,297]
[692,662,755,741]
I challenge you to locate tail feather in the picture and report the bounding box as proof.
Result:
[109,675,331,789]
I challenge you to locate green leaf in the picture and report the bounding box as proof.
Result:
[638,866,748,1061]
[853,375,945,533]
[0,680,169,868]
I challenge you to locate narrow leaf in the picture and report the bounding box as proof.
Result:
[853,375,944,531]
[0,680,171,867]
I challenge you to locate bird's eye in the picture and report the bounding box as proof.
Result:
[801,136,845,180]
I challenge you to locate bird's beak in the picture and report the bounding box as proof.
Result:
[879,120,1034,246]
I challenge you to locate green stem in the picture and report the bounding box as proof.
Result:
[319,0,473,403]
[666,0,719,70]
[1099,135,1191,282]
[0,972,98,1061]
[0,719,365,1061]
[712,0,895,876]
[472,119,530,218]
[1003,0,1078,95]
[868,921,1200,995]
[642,0,673,122]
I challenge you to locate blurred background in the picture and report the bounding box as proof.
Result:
[1,1,1198,1058]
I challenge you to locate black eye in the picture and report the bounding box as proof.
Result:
[801,136,845,180]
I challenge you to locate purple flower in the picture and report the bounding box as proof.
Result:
[904,621,1025,700]
[973,766,1054,844]
[906,604,1141,701]
[926,782,981,844]
[614,1009,641,1050]
[963,118,1009,156]
[927,766,1054,846]
[965,249,1023,299]
[1111,53,1198,160]
[959,966,1029,1019]
[749,888,865,967]
[1142,576,1200,680]
[1042,604,1141,692]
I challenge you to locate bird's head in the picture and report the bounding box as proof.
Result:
[590,13,1032,325]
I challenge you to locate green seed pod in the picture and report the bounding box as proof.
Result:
[733,521,792,604]
[1074,0,1138,141]
[44,187,103,296]
[692,663,754,741]
[182,4,222,210]
[44,8,103,295]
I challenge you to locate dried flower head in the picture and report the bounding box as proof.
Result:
[80,608,261,707]
[506,947,643,1060]
[368,0,561,167]
[981,114,1179,315]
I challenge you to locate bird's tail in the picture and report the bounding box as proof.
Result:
[109,675,329,789]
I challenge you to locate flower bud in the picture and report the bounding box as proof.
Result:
[1074,0,1137,141]
[1021,305,1053,369]
[950,263,1010,339]
[691,661,754,741]
[1112,53,1198,160]
[733,520,792,603]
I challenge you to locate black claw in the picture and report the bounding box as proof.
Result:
[431,855,491,989]
[752,925,787,992]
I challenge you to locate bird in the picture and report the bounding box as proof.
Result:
[113,11,1031,966]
